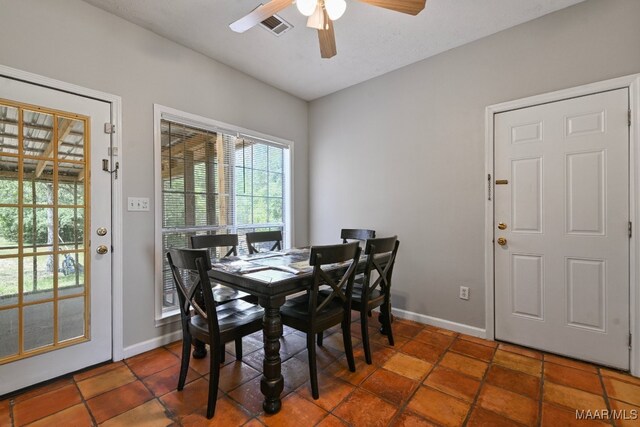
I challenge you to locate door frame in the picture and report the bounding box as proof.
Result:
[0,64,125,362]
[484,73,640,376]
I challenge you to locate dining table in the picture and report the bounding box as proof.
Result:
[207,247,371,414]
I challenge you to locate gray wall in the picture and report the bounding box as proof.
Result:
[309,0,640,329]
[0,0,309,348]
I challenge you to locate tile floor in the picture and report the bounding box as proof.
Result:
[1,315,639,426]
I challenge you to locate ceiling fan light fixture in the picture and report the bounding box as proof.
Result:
[306,3,326,30]
[296,0,317,17]
[324,0,346,20]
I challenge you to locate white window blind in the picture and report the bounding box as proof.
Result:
[158,116,289,315]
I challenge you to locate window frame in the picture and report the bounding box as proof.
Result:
[153,104,294,323]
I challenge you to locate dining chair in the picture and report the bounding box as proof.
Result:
[341,228,375,243]
[167,248,263,419]
[280,242,361,399]
[352,236,400,364]
[246,230,283,254]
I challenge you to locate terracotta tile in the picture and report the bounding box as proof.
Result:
[281,356,311,390]
[294,346,342,370]
[126,348,181,379]
[243,419,266,427]
[13,383,82,426]
[493,350,541,376]
[610,399,640,427]
[392,321,424,339]
[423,325,458,337]
[406,386,469,427]
[544,354,598,373]
[227,377,268,415]
[277,334,307,358]
[0,400,10,427]
[603,377,640,406]
[259,393,327,427]
[544,362,602,395]
[541,402,611,427]
[477,384,538,425]
[424,366,480,402]
[383,353,432,381]
[316,414,348,426]
[179,395,252,426]
[13,377,74,403]
[218,361,261,392]
[23,403,91,427]
[601,369,640,387]
[124,347,169,366]
[165,340,183,356]
[76,365,137,399]
[333,388,397,427]
[485,365,540,399]
[224,336,264,359]
[73,361,125,382]
[369,330,408,349]
[189,351,214,376]
[543,381,606,411]
[467,407,523,427]
[321,332,361,353]
[413,330,455,350]
[142,364,200,397]
[361,368,418,405]
[458,334,498,348]
[399,340,444,364]
[498,342,543,360]
[439,352,488,380]
[161,378,216,417]
[296,375,355,411]
[324,357,377,386]
[86,380,153,424]
[353,342,397,366]
[450,339,495,362]
[100,399,172,427]
[390,411,438,427]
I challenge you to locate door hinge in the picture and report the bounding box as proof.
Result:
[104,123,116,134]
[629,221,633,238]
[487,173,492,201]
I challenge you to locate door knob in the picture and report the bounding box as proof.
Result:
[497,237,507,246]
[96,227,108,236]
[497,222,507,230]
[96,245,109,254]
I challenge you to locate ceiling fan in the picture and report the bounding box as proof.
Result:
[229,0,427,59]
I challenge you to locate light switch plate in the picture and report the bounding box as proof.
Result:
[127,197,150,212]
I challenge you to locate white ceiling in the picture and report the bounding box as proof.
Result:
[82,0,585,101]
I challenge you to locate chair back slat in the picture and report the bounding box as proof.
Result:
[246,230,283,254]
[362,236,399,298]
[341,228,375,243]
[191,234,239,258]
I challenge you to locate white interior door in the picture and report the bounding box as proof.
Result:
[494,88,630,369]
[0,76,112,394]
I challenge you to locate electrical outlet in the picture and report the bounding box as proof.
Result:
[459,286,470,300]
[127,197,150,212]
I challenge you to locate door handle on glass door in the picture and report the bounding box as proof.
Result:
[497,238,507,246]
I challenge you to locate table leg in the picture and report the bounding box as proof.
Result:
[259,296,285,414]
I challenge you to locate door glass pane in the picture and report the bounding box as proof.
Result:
[0,257,18,307]
[58,208,84,252]
[22,208,54,253]
[57,118,84,161]
[59,252,84,296]
[58,297,84,342]
[0,207,19,256]
[0,176,19,205]
[22,110,54,158]
[23,255,55,303]
[0,104,19,155]
[0,308,18,358]
[23,302,54,351]
[58,163,84,205]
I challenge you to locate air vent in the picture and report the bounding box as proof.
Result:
[259,13,293,36]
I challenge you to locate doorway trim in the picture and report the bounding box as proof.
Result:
[0,64,125,362]
[484,73,640,376]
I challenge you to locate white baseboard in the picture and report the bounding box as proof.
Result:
[391,308,487,339]
[122,330,183,359]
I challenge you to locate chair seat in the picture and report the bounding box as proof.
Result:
[351,286,383,303]
[190,299,263,337]
[281,294,345,323]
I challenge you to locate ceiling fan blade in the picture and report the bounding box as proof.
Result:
[357,0,426,16]
[229,0,293,33]
[317,10,336,59]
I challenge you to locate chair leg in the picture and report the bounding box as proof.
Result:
[307,334,319,399]
[342,320,356,372]
[220,345,226,364]
[360,309,372,365]
[384,303,394,346]
[207,340,221,419]
[235,338,243,361]
[317,331,323,347]
[178,332,192,391]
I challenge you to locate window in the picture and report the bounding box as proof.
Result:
[154,105,292,320]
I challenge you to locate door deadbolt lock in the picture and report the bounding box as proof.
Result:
[497,237,507,246]
[497,222,507,230]
[96,245,109,255]
[96,227,108,236]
